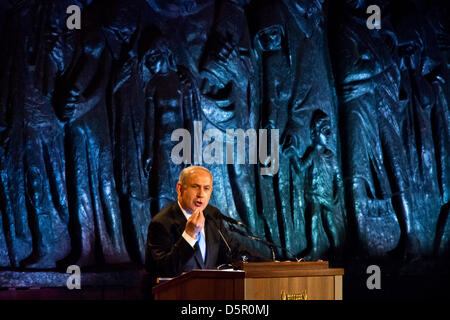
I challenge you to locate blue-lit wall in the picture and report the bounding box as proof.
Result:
[0,0,448,272]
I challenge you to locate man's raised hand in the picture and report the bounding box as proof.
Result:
[185,208,205,239]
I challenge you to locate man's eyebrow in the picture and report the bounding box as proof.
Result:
[190,183,211,188]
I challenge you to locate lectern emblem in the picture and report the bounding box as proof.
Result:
[281,290,308,300]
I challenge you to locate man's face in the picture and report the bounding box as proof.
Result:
[177,169,213,213]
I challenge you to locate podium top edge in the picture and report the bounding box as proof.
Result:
[152,269,245,293]
[236,260,330,270]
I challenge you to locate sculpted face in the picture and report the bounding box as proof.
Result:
[177,169,213,213]
[316,121,332,147]
[145,41,176,76]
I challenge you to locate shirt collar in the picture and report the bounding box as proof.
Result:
[178,201,191,221]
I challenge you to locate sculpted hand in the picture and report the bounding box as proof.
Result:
[200,72,226,96]
[280,129,299,156]
[185,208,205,239]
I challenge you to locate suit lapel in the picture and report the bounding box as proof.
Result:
[172,202,222,269]
[171,203,188,236]
[194,244,205,268]
[204,211,219,269]
[193,210,217,269]
[172,202,206,269]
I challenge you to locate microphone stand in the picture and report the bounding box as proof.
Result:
[209,217,234,267]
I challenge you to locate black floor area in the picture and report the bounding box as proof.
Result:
[340,257,450,300]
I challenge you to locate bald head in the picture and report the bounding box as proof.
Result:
[178,166,213,187]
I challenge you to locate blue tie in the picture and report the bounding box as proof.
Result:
[198,231,206,262]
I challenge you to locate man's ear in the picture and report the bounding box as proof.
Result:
[176,182,182,196]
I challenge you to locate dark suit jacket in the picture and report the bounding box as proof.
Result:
[145,202,242,279]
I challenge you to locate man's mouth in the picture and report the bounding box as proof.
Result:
[194,200,203,207]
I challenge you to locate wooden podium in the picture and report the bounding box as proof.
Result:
[152,261,344,300]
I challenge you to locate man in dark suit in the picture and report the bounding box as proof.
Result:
[145,166,253,280]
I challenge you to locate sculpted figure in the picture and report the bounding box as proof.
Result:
[331,0,420,259]
[0,0,77,268]
[292,110,345,260]
[247,0,343,259]
[198,0,265,238]
[420,0,450,257]
[0,0,34,267]
[54,1,130,266]
[143,31,200,217]
[108,1,151,263]
[390,1,447,256]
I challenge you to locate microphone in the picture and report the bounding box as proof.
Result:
[217,212,251,232]
[216,213,268,260]
[226,224,303,262]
